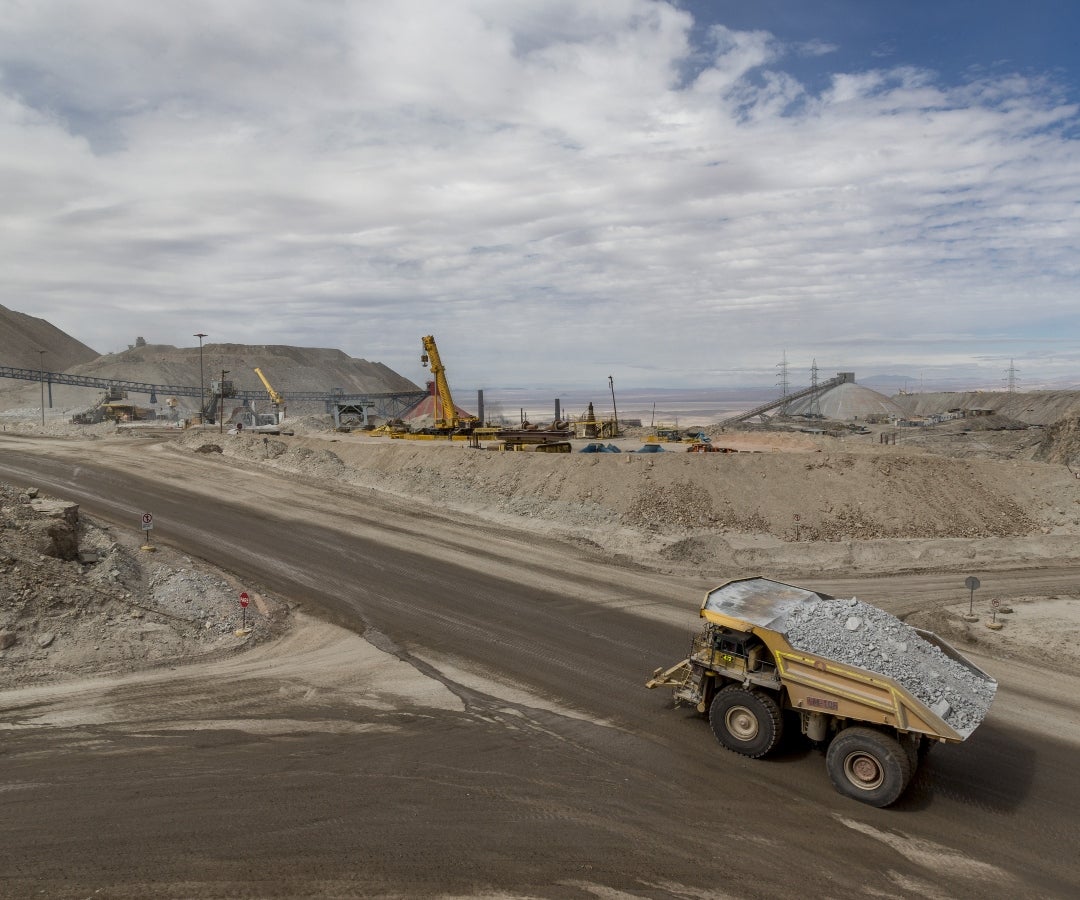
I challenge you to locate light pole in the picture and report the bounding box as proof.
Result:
[194,333,207,423]
[219,369,229,434]
[38,350,45,427]
[608,374,619,438]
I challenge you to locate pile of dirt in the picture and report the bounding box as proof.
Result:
[195,432,1045,543]
[0,303,99,371]
[0,480,288,687]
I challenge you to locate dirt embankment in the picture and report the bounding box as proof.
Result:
[174,426,1080,578]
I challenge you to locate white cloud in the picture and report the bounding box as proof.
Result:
[0,0,1077,390]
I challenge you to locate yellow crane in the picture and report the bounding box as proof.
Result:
[254,367,285,422]
[421,335,472,431]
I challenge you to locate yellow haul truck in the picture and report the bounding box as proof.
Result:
[646,577,996,807]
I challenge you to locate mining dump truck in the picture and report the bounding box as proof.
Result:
[646,577,997,807]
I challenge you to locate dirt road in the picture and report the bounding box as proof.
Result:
[2,434,1078,898]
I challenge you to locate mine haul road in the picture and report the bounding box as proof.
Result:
[1,433,1078,899]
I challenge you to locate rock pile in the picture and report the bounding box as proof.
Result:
[781,597,997,738]
[1,480,284,685]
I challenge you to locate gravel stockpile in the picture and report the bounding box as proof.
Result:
[781,597,997,738]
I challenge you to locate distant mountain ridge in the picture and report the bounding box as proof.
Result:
[0,304,100,371]
[0,306,421,413]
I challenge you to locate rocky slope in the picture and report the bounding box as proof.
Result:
[0,480,288,687]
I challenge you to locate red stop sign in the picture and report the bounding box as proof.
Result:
[239,592,249,608]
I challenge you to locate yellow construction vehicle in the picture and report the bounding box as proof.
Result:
[254,367,285,423]
[420,335,476,433]
[647,577,996,807]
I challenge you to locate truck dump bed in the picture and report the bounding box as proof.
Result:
[698,577,997,742]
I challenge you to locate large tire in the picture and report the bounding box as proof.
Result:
[708,686,783,758]
[826,727,913,808]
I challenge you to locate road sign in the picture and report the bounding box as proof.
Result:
[964,575,981,619]
[239,591,250,631]
[140,512,154,531]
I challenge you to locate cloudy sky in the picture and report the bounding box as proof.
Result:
[2,0,1078,391]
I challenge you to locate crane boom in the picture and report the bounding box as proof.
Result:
[421,335,461,430]
[254,367,285,418]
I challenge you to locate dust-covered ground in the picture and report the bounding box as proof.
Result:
[4,410,1080,684]
[5,417,1080,898]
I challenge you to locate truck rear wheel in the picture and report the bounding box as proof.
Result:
[826,727,913,807]
[708,686,783,758]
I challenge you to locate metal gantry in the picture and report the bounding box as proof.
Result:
[718,372,851,427]
[0,365,426,422]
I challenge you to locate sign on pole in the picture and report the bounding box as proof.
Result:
[139,512,155,552]
[964,575,981,619]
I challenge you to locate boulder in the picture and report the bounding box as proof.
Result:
[29,500,81,561]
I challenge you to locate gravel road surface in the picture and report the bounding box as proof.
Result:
[1,434,1078,899]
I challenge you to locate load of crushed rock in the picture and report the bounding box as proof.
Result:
[781,597,997,738]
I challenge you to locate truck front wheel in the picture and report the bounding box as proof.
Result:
[708,686,783,758]
[826,727,913,807]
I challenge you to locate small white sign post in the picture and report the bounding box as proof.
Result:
[140,512,155,552]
